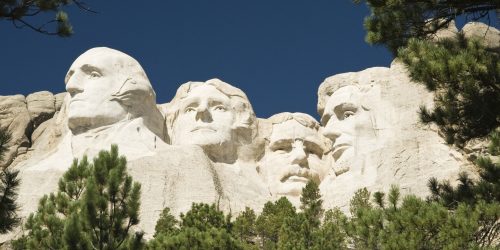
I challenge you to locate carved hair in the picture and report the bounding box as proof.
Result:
[317,73,375,119]
[267,112,320,130]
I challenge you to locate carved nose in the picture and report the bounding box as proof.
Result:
[291,146,308,168]
[195,106,212,122]
[65,78,83,97]
[323,122,341,142]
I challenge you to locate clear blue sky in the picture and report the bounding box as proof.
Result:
[0,1,393,119]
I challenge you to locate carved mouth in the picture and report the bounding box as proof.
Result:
[70,98,84,104]
[280,169,312,183]
[191,127,216,132]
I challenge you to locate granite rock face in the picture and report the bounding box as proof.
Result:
[2,24,497,240]
[0,95,31,168]
[0,91,65,168]
[26,91,56,127]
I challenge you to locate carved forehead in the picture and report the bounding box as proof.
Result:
[171,79,254,113]
[70,47,135,70]
[179,84,231,105]
[323,86,362,110]
[270,120,321,144]
[268,112,319,130]
[266,112,327,151]
[317,74,358,117]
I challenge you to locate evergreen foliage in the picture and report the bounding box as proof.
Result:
[352,0,499,54]
[233,207,257,245]
[428,130,500,247]
[255,197,296,249]
[400,35,500,145]
[148,203,245,249]
[344,186,495,249]
[277,181,323,249]
[0,168,20,234]
[12,145,144,250]
[0,127,20,234]
[153,207,178,237]
[311,208,348,250]
[300,181,323,229]
[0,0,96,37]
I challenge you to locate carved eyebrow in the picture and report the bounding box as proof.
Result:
[208,99,229,107]
[303,140,324,155]
[179,97,200,110]
[269,139,293,150]
[81,64,103,75]
[333,102,358,117]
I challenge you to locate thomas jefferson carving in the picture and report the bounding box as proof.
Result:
[166,79,256,163]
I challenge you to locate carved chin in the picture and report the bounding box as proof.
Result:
[275,181,307,197]
[176,131,233,147]
[67,113,127,135]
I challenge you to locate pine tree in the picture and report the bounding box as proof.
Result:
[277,181,324,249]
[153,207,178,237]
[352,0,499,54]
[300,180,323,229]
[233,207,257,245]
[12,145,144,250]
[345,188,383,249]
[277,214,308,250]
[427,130,500,247]
[147,203,245,249]
[255,197,296,249]
[311,208,348,250]
[0,127,20,234]
[342,186,487,249]
[400,35,500,145]
[0,0,97,37]
[0,168,20,234]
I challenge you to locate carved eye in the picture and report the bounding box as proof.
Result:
[213,105,226,111]
[185,107,196,113]
[272,145,292,153]
[307,148,322,159]
[89,71,101,78]
[343,111,355,119]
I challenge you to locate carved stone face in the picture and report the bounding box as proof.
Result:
[261,119,328,197]
[321,85,374,163]
[65,49,128,134]
[171,84,235,148]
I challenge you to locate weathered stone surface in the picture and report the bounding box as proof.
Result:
[431,20,459,41]
[54,92,66,111]
[0,95,31,168]
[462,22,500,52]
[26,91,55,128]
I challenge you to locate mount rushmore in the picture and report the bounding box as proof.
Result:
[3,23,496,237]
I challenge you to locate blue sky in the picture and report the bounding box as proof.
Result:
[0,1,393,119]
